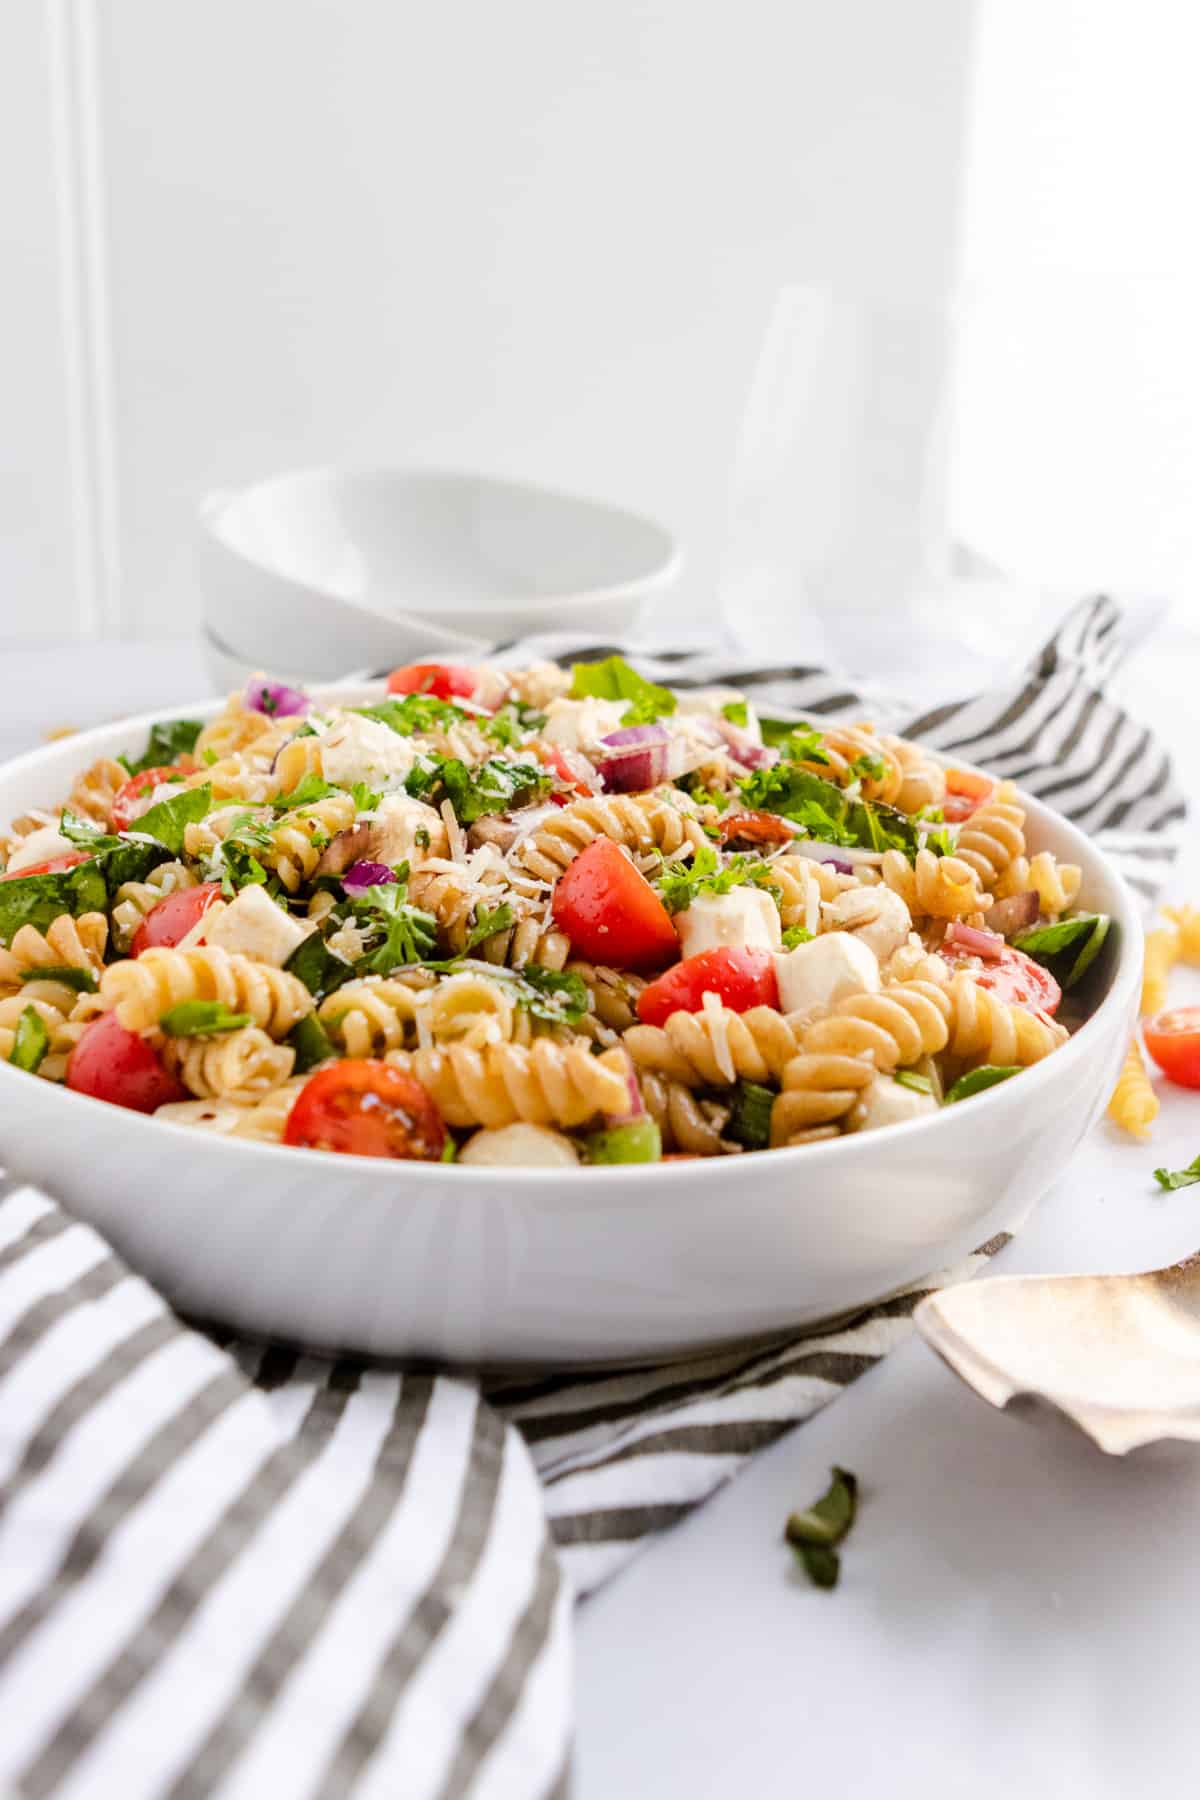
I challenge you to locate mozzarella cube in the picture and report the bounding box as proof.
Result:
[201,882,313,967]
[458,1123,581,1167]
[542,696,628,751]
[5,825,76,873]
[853,1074,938,1133]
[774,932,880,1016]
[369,793,448,866]
[675,889,782,958]
[823,885,912,962]
[317,713,419,790]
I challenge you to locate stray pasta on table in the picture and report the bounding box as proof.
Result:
[0,656,1111,1167]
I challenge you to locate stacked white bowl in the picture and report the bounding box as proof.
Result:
[196,467,681,689]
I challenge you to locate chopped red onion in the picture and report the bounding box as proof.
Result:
[244,677,310,718]
[595,726,672,793]
[822,856,855,876]
[604,1062,647,1128]
[983,891,1040,936]
[716,718,779,771]
[343,860,397,895]
[943,920,1006,961]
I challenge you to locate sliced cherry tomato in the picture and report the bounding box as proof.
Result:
[130,882,222,956]
[942,768,995,824]
[66,1011,187,1113]
[715,809,797,849]
[0,851,90,881]
[939,940,1061,1015]
[637,946,780,1026]
[1143,1008,1200,1089]
[551,838,679,970]
[110,765,189,832]
[387,663,479,702]
[283,1059,446,1158]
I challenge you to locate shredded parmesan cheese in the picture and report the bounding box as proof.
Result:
[440,799,466,863]
[805,872,820,936]
[701,989,737,1084]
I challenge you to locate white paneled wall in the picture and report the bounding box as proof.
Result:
[3,0,977,644]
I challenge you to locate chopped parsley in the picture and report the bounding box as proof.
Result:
[118,717,203,777]
[354,694,467,736]
[466,901,515,950]
[483,702,547,747]
[758,718,831,764]
[514,964,590,1026]
[656,843,773,915]
[350,868,437,975]
[676,775,730,812]
[721,700,749,728]
[849,751,887,783]
[738,764,921,858]
[569,655,676,726]
[780,924,814,950]
[431,758,550,825]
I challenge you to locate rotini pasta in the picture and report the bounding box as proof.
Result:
[1141,925,1179,1015]
[0,660,1103,1167]
[1106,1036,1158,1139]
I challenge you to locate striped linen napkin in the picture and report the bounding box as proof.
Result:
[0,596,1181,1799]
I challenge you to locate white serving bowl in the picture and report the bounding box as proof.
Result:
[0,694,1140,1366]
[197,468,681,681]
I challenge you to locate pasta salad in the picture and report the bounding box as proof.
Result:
[0,658,1110,1167]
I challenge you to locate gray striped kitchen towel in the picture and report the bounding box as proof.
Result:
[0,596,1182,1798]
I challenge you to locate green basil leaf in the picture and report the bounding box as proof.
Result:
[59,809,120,850]
[8,1005,49,1073]
[159,1000,253,1037]
[0,842,171,946]
[466,901,515,951]
[1013,913,1111,990]
[437,758,550,826]
[118,717,203,777]
[569,655,677,725]
[894,1069,934,1095]
[133,784,213,854]
[284,932,356,999]
[288,1013,337,1073]
[738,764,921,858]
[726,1079,775,1150]
[943,1064,1021,1104]
[1154,1154,1200,1192]
[19,964,98,994]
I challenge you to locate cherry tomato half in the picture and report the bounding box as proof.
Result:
[551,838,679,970]
[66,1011,187,1113]
[538,743,592,798]
[715,809,797,849]
[0,851,90,881]
[130,882,223,956]
[387,663,479,703]
[1143,1007,1200,1089]
[939,940,1062,1016]
[942,768,995,824]
[637,947,779,1027]
[110,766,187,833]
[283,1059,446,1158]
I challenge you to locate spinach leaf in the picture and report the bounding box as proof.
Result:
[284,931,356,1000]
[737,764,921,858]
[288,1014,338,1073]
[569,655,676,725]
[8,1005,49,1073]
[726,1079,774,1149]
[943,1064,1021,1104]
[133,784,213,854]
[159,1000,253,1037]
[273,774,337,812]
[118,717,203,777]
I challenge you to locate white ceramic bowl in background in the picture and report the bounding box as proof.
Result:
[196,468,682,682]
[0,694,1140,1366]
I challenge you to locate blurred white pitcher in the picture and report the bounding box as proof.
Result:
[719,284,956,675]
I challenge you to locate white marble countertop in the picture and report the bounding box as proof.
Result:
[4,627,1198,1797]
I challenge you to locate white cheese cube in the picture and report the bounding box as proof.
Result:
[201,882,313,967]
[317,713,419,790]
[774,932,880,1016]
[823,885,912,962]
[675,889,782,958]
[542,696,628,751]
[852,1074,938,1133]
[5,825,76,872]
[369,793,448,866]
[458,1123,581,1167]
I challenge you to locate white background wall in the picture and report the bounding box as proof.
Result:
[1,0,975,646]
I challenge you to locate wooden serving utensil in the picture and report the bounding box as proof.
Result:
[914,1253,1200,1454]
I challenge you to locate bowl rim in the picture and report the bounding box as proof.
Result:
[198,462,684,618]
[0,687,1142,1188]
